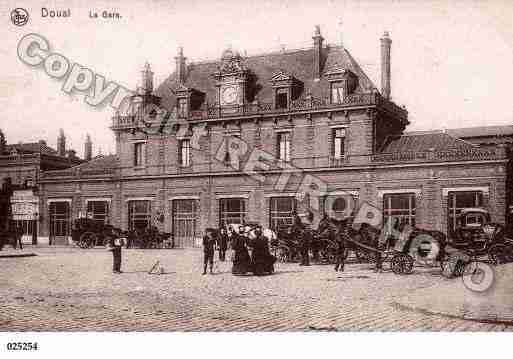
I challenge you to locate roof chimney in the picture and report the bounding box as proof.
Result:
[139,62,154,94]
[84,134,92,161]
[66,149,77,159]
[312,25,324,80]
[380,31,392,99]
[175,47,187,84]
[57,129,66,157]
[0,129,6,155]
[337,18,344,48]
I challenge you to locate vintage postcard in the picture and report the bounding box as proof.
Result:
[1,0,512,357]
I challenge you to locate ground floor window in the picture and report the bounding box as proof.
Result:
[324,194,358,220]
[172,199,199,247]
[219,198,246,227]
[269,197,296,230]
[383,193,416,227]
[86,201,109,223]
[49,201,71,237]
[128,200,151,231]
[448,191,484,236]
[13,220,35,236]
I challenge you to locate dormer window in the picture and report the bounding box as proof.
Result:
[331,82,346,104]
[276,88,289,109]
[174,83,204,119]
[270,70,302,110]
[325,68,358,104]
[177,98,188,118]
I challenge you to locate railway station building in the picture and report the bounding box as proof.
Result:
[37,27,512,247]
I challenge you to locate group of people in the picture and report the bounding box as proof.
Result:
[202,225,276,276]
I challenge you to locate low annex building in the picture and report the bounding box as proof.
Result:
[38,27,511,247]
[0,129,83,244]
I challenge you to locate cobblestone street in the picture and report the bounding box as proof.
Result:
[0,246,511,331]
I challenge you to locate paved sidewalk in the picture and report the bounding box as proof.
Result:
[396,263,513,324]
[0,245,37,258]
[0,247,512,331]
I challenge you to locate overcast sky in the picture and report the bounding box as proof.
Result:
[1,0,512,157]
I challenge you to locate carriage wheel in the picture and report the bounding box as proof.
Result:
[441,257,466,278]
[79,232,97,249]
[278,249,289,262]
[391,253,414,275]
[488,244,513,265]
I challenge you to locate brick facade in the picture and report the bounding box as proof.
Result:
[37,27,511,246]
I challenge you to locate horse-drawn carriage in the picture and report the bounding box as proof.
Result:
[71,218,114,248]
[314,208,512,275]
[72,219,173,249]
[272,215,449,274]
[315,217,448,274]
[126,227,173,249]
[272,224,302,262]
[229,208,513,276]
[440,208,513,277]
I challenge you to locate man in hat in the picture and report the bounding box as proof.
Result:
[202,228,216,275]
[218,227,228,261]
[292,212,310,266]
[109,228,125,274]
[334,230,347,272]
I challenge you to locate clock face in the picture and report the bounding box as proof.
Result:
[222,86,238,104]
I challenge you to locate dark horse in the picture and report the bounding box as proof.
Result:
[316,216,381,263]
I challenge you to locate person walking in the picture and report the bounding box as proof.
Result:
[202,228,216,275]
[218,227,228,262]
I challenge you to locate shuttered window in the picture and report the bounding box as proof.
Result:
[333,128,346,159]
[277,132,291,162]
[134,142,146,166]
[179,139,191,167]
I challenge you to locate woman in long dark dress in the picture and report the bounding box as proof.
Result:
[250,227,276,275]
[231,227,252,275]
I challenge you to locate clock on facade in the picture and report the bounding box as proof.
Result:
[221,86,238,104]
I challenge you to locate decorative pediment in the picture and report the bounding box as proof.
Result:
[270,70,300,88]
[324,67,357,83]
[174,83,191,94]
[271,70,294,82]
[214,49,247,78]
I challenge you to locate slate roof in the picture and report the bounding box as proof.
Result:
[6,142,58,155]
[380,132,476,153]
[155,45,377,111]
[72,155,119,170]
[445,125,513,139]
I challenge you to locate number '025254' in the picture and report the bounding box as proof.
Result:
[6,342,39,350]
